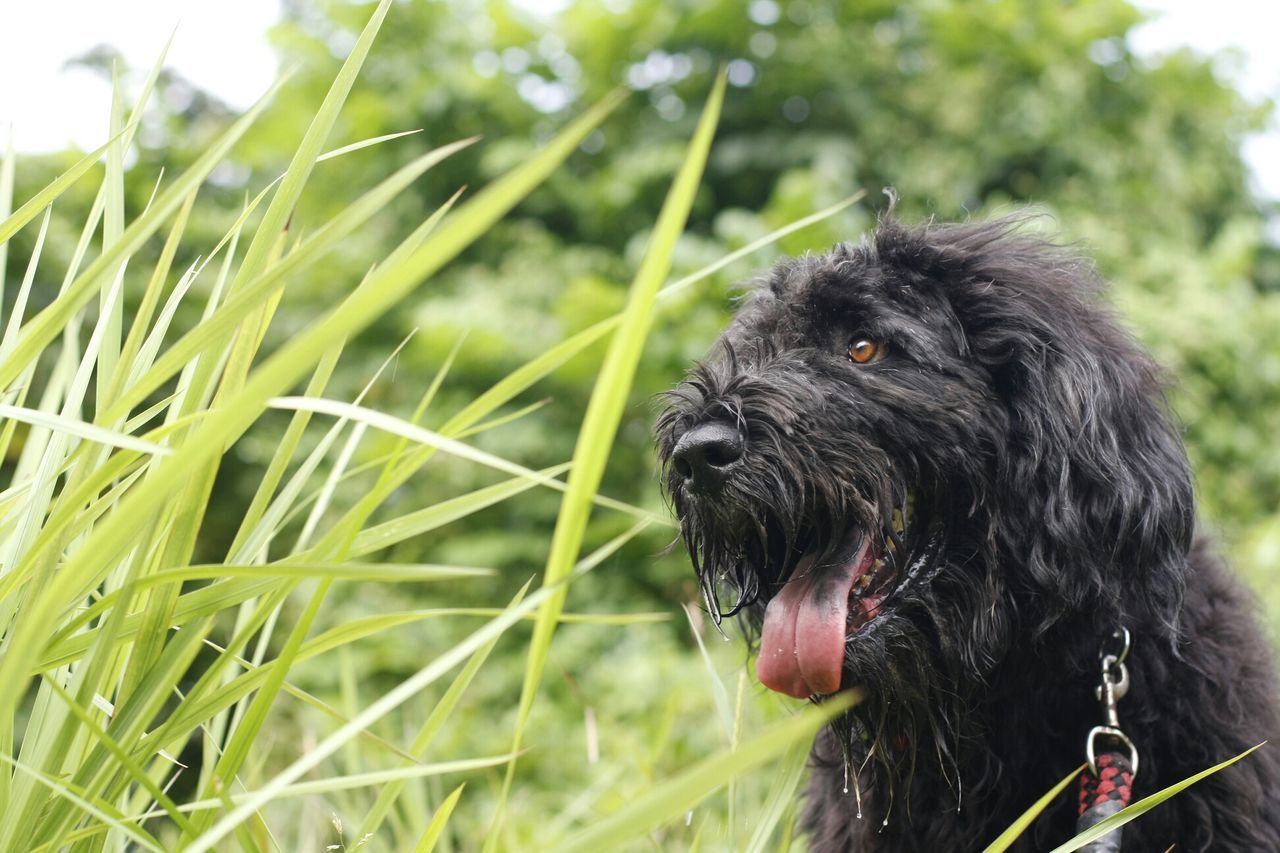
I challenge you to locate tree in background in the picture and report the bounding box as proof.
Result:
[219,0,1280,600]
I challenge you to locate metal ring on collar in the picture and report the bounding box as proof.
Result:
[1103,627,1131,667]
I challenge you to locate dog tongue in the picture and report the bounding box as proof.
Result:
[756,539,871,699]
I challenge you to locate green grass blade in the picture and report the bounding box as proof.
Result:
[226,0,393,299]
[451,397,549,440]
[318,128,422,161]
[559,691,860,852]
[96,65,129,412]
[0,208,49,362]
[224,345,343,555]
[1,93,623,698]
[40,580,276,672]
[268,398,668,526]
[743,735,812,853]
[113,609,485,733]
[143,756,510,816]
[56,563,488,642]
[0,405,171,456]
[490,71,726,842]
[659,190,864,303]
[153,561,489,583]
[0,450,140,597]
[348,463,572,557]
[683,604,735,744]
[0,123,135,251]
[133,603,657,712]
[296,420,367,548]
[107,190,196,401]
[415,784,465,853]
[981,763,1085,853]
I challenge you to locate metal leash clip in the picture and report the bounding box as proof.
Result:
[1085,627,1139,777]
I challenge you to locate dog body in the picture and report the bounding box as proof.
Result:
[657,219,1280,851]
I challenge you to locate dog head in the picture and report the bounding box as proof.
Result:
[656,215,1194,777]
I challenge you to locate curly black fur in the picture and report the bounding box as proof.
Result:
[655,215,1280,851]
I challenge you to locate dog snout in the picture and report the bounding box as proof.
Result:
[671,421,745,493]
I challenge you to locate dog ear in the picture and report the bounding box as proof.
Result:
[883,220,1195,636]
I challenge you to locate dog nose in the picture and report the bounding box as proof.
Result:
[671,422,745,492]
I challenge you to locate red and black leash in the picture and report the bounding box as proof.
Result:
[1075,628,1138,853]
[1077,752,1135,851]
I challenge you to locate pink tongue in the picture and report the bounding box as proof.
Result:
[756,541,871,698]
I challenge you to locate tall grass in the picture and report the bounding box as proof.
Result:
[0,5,1251,850]
[0,5,855,849]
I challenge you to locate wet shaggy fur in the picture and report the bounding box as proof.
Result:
[655,217,1280,851]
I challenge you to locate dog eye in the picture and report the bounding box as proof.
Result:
[848,337,886,365]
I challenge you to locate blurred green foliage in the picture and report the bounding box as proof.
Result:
[6,0,1280,845]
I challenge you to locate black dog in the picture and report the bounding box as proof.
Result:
[656,215,1280,851]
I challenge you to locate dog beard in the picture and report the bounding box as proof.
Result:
[657,344,998,802]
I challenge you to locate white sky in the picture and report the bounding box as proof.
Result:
[1,0,1277,198]
[0,1,282,152]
